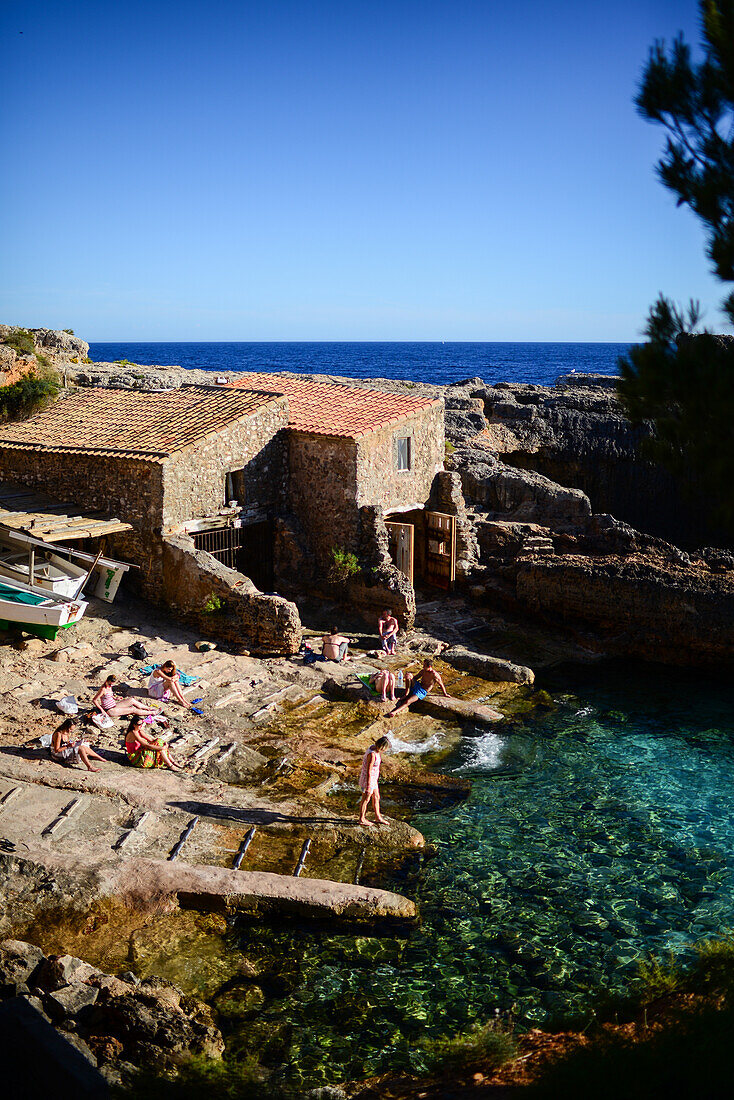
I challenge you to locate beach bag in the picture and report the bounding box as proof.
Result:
[129,641,149,661]
[56,695,79,715]
[92,713,114,730]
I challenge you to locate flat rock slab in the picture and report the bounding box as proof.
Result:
[23,850,417,926]
[441,644,535,685]
[414,694,504,725]
[323,676,503,725]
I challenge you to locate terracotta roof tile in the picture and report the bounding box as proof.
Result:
[231,373,441,437]
[0,386,282,460]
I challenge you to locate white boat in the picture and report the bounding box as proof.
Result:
[0,529,131,603]
[0,549,88,598]
[0,575,87,640]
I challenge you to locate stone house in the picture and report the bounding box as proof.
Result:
[0,385,302,652]
[230,374,453,623]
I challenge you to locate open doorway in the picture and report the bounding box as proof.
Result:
[191,521,274,592]
[385,510,456,591]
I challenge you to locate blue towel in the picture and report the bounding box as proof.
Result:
[139,664,199,686]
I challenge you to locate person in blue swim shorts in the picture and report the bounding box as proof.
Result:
[390,658,449,715]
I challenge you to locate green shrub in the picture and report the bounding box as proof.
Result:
[692,934,734,1002]
[114,358,139,366]
[635,953,683,1002]
[420,1017,516,1074]
[444,439,455,455]
[83,356,93,363]
[203,593,224,614]
[62,328,74,335]
[329,546,360,584]
[0,371,59,422]
[2,327,35,356]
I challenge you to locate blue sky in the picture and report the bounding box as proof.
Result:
[0,0,725,341]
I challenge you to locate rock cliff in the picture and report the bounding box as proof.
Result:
[0,324,89,387]
[446,373,724,548]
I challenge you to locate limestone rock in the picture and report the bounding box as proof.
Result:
[204,743,267,783]
[88,974,134,1000]
[441,645,535,685]
[37,954,101,992]
[0,939,45,986]
[46,981,99,1020]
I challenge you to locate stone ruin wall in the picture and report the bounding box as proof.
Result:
[161,534,302,654]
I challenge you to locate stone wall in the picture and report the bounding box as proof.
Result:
[162,396,288,532]
[0,448,165,533]
[287,432,360,560]
[161,534,302,654]
[356,402,445,515]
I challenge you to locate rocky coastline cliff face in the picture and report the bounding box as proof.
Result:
[448,373,725,549]
[440,375,734,667]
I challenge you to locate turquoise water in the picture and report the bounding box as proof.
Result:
[227,663,734,1088]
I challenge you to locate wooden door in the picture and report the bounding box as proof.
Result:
[385,520,414,585]
[424,511,456,590]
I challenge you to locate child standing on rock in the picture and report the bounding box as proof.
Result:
[358,735,390,826]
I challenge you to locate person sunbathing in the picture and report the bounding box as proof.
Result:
[322,627,352,662]
[148,661,191,708]
[93,675,158,719]
[369,668,396,702]
[51,717,105,773]
[124,716,181,770]
[390,659,449,715]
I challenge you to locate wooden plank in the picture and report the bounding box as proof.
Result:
[115,810,151,851]
[192,738,220,760]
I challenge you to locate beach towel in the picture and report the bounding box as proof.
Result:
[138,664,199,685]
[356,673,380,697]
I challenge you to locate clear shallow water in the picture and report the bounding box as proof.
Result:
[226,663,734,1089]
[88,341,630,388]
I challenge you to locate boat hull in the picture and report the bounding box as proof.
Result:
[0,582,87,640]
[0,616,80,640]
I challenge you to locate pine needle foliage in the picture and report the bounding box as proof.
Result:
[636,0,734,322]
[618,2,734,535]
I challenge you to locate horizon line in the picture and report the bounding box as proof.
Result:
[87,337,636,345]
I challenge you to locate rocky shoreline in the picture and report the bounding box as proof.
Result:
[54,350,734,668]
[0,937,224,1088]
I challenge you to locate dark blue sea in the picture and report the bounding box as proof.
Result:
[88,342,630,388]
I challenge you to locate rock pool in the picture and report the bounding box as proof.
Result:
[222,661,734,1089]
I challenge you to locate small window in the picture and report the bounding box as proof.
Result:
[396,436,412,472]
[226,470,245,505]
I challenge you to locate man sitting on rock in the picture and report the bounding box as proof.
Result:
[390,659,449,715]
[378,608,399,655]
